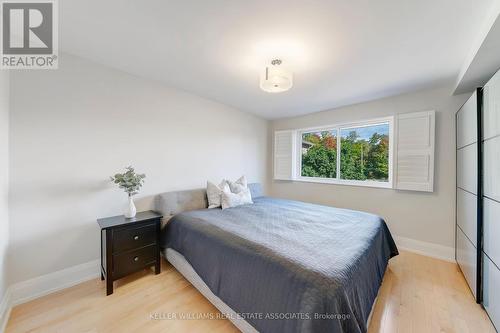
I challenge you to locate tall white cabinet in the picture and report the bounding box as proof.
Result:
[456,69,500,330]
[482,70,500,329]
[456,89,482,301]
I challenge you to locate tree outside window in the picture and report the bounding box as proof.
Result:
[301,123,389,182]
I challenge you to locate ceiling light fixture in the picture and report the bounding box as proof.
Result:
[260,59,293,93]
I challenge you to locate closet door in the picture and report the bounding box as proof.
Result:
[456,89,482,302]
[482,70,500,328]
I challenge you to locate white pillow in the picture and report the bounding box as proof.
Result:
[207,180,230,209]
[221,186,253,210]
[227,175,248,193]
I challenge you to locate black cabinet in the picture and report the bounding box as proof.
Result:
[97,211,162,295]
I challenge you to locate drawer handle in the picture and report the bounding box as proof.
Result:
[133,235,139,240]
[133,256,139,262]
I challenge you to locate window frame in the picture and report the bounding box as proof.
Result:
[295,116,394,189]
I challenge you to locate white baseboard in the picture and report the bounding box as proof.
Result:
[395,235,455,262]
[0,288,11,333]
[9,259,100,307]
[0,259,100,332]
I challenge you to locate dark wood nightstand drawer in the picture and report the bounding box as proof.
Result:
[113,223,156,253]
[113,244,157,279]
[98,211,162,295]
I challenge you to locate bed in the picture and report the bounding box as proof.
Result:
[156,183,398,333]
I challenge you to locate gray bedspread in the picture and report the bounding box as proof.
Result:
[162,197,398,333]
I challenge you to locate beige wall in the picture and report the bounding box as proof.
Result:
[271,86,471,249]
[8,53,269,283]
[0,71,9,306]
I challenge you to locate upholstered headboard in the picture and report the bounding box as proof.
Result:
[155,183,263,219]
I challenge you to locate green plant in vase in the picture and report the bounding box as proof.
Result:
[110,166,146,218]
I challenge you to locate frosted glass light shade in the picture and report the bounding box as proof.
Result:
[260,65,293,93]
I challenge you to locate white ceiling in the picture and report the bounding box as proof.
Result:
[454,2,500,94]
[61,0,496,119]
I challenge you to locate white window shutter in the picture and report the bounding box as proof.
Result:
[395,110,435,192]
[274,130,296,180]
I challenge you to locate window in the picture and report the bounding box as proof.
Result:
[298,118,393,188]
[274,111,435,192]
[301,130,337,178]
[340,124,390,182]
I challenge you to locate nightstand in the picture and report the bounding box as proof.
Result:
[97,210,163,295]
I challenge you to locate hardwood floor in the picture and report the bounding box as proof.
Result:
[6,251,496,333]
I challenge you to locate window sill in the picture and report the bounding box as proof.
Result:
[278,177,393,189]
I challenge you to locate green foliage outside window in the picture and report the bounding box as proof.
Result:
[301,125,389,182]
[301,131,337,178]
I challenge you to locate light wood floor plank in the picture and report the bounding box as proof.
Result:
[6,251,496,333]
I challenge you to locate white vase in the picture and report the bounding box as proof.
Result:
[125,196,137,218]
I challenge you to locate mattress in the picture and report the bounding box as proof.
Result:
[164,248,380,333]
[161,196,398,333]
[165,248,259,333]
